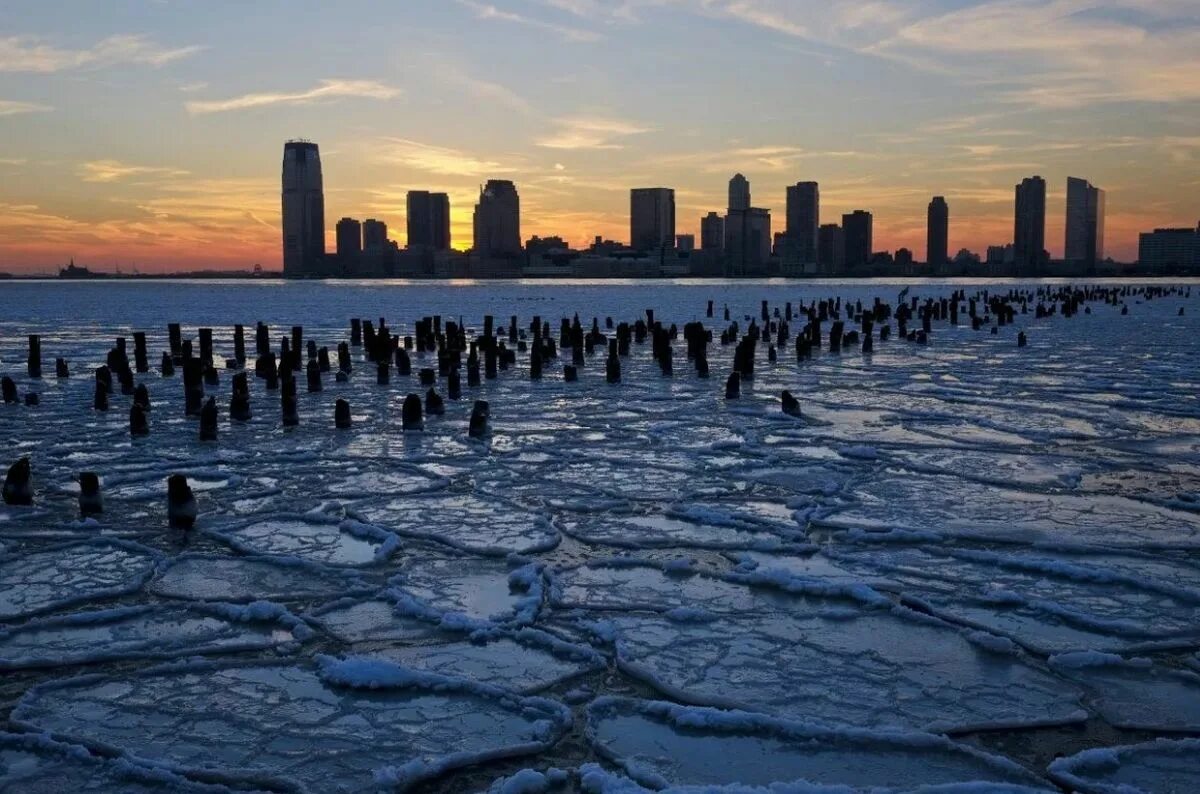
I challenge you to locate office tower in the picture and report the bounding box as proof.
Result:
[817,224,844,273]
[335,218,361,259]
[728,173,751,212]
[407,190,452,251]
[281,140,325,277]
[362,219,388,250]
[927,196,948,268]
[630,188,676,252]
[701,212,724,252]
[1065,177,1105,268]
[1138,227,1198,271]
[676,234,695,252]
[842,210,873,269]
[786,182,819,263]
[473,180,521,257]
[1013,175,1046,272]
[725,207,771,273]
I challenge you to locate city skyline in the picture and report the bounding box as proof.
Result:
[2,1,1199,272]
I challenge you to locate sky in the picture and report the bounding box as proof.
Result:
[1,0,1198,273]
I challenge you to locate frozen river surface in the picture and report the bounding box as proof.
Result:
[1,279,1199,793]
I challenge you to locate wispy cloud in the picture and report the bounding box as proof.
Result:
[456,0,602,41]
[536,116,653,150]
[0,99,51,117]
[379,138,516,176]
[0,34,201,73]
[78,160,189,183]
[185,79,400,114]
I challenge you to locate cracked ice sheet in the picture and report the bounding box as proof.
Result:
[13,660,571,793]
[1049,654,1200,731]
[391,556,543,626]
[204,516,396,566]
[551,561,790,615]
[822,471,1200,547]
[1049,739,1200,794]
[149,554,371,602]
[0,540,158,620]
[350,493,559,556]
[306,599,441,643]
[0,731,234,793]
[586,698,1053,792]
[605,608,1085,733]
[792,545,1200,654]
[556,514,789,552]
[0,603,305,670]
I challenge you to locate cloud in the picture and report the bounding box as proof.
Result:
[0,34,201,73]
[78,160,190,183]
[456,0,603,41]
[0,99,51,117]
[379,138,516,176]
[441,68,531,113]
[186,79,399,114]
[536,116,653,150]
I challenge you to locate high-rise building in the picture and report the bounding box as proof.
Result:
[927,196,948,268]
[786,182,819,263]
[1138,226,1198,271]
[335,218,361,260]
[473,180,521,257]
[701,212,724,252]
[1014,176,1046,272]
[1065,177,1105,269]
[676,234,695,252]
[407,191,452,251]
[362,219,388,250]
[281,140,325,277]
[630,188,676,252]
[842,210,873,269]
[728,174,750,212]
[725,208,771,273]
[817,224,844,273]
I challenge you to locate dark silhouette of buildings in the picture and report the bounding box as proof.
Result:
[724,174,771,274]
[408,191,451,251]
[630,188,676,252]
[785,181,819,264]
[1139,225,1198,271]
[336,218,362,261]
[842,210,873,269]
[473,180,521,257]
[1014,176,1046,273]
[363,219,388,250]
[728,173,750,212]
[927,196,948,269]
[701,212,724,252]
[818,224,845,273]
[281,140,325,277]
[1065,176,1105,270]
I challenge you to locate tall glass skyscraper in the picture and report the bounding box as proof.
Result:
[1065,176,1105,269]
[281,140,325,278]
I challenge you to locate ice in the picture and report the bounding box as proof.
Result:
[1049,739,1200,794]
[206,516,397,566]
[1049,654,1200,731]
[13,660,572,793]
[0,603,305,669]
[557,514,788,551]
[0,731,229,793]
[551,560,782,614]
[350,493,559,556]
[391,556,544,626]
[150,554,370,602]
[602,607,1086,733]
[586,698,1053,791]
[484,767,571,794]
[0,540,159,620]
[306,598,441,643]
[822,471,1200,547]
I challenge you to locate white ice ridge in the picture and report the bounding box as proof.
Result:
[0,602,309,670]
[149,553,372,602]
[13,659,572,793]
[584,698,1054,792]
[0,731,233,793]
[1048,738,1200,794]
[1048,652,1200,731]
[203,513,401,566]
[348,493,560,556]
[388,556,545,629]
[0,539,159,620]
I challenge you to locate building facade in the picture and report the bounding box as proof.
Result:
[1138,226,1198,271]
[281,140,325,278]
[630,187,676,252]
[728,173,751,212]
[1065,177,1105,269]
[785,181,819,264]
[842,210,873,269]
[927,196,948,269]
[335,217,361,260]
[1014,175,1047,273]
[473,180,521,257]
[407,191,452,251]
[818,224,845,273]
[701,212,724,252]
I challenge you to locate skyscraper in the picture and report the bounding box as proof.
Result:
[473,180,521,257]
[407,191,452,251]
[817,224,844,274]
[630,188,676,252]
[927,196,948,268]
[786,182,819,263]
[1013,176,1046,272]
[842,210,873,269]
[1065,177,1105,269]
[728,174,750,212]
[335,218,361,260]
[701,212,724,252]
[362,219,388,250]
[281,140,325,278]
